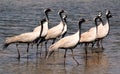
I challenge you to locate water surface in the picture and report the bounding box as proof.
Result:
[0,0,120,74]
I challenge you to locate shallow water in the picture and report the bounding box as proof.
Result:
[0,0,120,74]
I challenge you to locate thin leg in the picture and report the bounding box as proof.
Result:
[31,43,34,49]
[64,49,67,65]
[45,40,48,57]
[27,43,29,59]
[97,39,100,48]
[39,42,43,56]
[52,38,56,44]
[36,43,39,55]
[70,49,79,65]
[100,39,103,48]
[27,43,29,54]
[16,43,20,60]
[91,41,96,48]
[85,43,88,55]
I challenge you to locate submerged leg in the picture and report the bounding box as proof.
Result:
[85,43,88,55]
[64,49,68,65]
[36,43,39,55]
[27,43,29,54]
[91,41,96,48]
[45,40,48,57]
[70,49,79,65]
[97,39,100,48]
[39,42,43,56]
[100,39,104,49]
[26,43,29,58]
[16,43,20,60]
[31,43,34,49]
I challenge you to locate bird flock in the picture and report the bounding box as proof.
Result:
[3,8,112,65]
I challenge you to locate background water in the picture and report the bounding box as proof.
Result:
[0,0,120,74]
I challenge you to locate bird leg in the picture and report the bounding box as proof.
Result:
[84,43,88,55]
[31,43,34,49]
[52,38,56,44]
[100,39,104,48]
[27,43,29,54]
[97,39,100,48]
[91,41,96,48]
[64,49,68,65]
[26,43,29,59]
[45,40,48,57]
[16,43,20,60]
[70,49,79,65]
[40,42,43,56]
[36,43,39,55]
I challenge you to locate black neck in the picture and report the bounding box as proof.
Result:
[99,17,104,25]
[59,13,65,32]
[39,22,44,37]
[106,15,110,23]
[64,18,67,24]
[59,13,64,22]
[45,12,49,22]
[95,18,98,34]
[78,22,82,41]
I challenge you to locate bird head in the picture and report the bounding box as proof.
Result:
[44,8,52,13]
[106,10,112,18]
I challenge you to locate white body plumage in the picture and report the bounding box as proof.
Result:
[48,31,79,51]
[45,21,64,40]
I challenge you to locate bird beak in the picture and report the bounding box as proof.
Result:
[85,19,90,23]
[46,51,54,60]
[64,10,68,14]
[51,9,54,12]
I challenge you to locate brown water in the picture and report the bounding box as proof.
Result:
[0,0,120,74]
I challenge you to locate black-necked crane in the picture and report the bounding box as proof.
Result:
[89,12,104,47]
[3,18,46,59]
[95,10,112,48]
[32,8,52,49]
[33,8,52,32]
[60,14,67,38]
[46,18,86,65]
[42,10,67,55]
[79,16,100,54]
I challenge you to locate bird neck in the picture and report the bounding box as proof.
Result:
[78,22,82,41]
[45,12,49,22]
[95,18,98,35]
[64,18,67,24]
[106,15,110,24]
[59,13,66,33]
[59,13,64,23]
[39,22,44,37]
[99,17,104,26]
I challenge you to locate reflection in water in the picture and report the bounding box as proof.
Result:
[83,48,109,74]
[10,48,109,74]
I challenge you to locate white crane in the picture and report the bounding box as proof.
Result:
[46,18,86,65]
[41,10,67,56]
[95,10,112,48]
[89,12,104,48]
[31,8,52,50]
[79,16,100,54]
[3,19,47,59]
